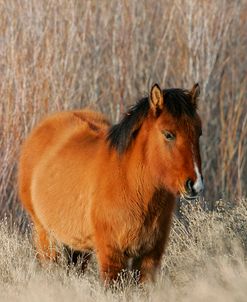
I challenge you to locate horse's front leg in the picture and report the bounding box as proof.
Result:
[132,248,164,283]
[96,242,127,285]
[132,225,172,282]
[132,253,162,283]
[134,202,175,282]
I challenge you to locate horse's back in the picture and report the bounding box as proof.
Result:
[18,110,110,220]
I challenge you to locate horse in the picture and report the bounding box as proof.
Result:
[18,83,204,284]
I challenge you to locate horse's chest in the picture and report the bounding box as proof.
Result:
[124,214,161,257]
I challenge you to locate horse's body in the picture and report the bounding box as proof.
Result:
[18,84,203,283]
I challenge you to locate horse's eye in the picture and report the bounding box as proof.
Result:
[163,130,175,141]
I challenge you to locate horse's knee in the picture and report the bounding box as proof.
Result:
[140,258,160,282]
[134,252,163,283]
[96,247,127,284]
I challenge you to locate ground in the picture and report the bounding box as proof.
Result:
[0,200,246,302]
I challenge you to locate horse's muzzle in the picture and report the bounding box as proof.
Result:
[184,177,204,199]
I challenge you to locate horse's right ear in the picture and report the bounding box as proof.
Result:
[190,83,200,105]
[149,84,164,115]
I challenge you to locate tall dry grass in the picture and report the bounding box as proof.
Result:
[0,1,246,230]
[0,199,247,301]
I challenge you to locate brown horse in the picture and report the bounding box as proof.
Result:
[18,83,203,284]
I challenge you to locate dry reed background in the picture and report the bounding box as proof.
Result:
[0,0,246,300]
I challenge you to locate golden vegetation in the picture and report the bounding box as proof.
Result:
[0,200,247,301]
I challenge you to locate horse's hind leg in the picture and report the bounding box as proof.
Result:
[33,218,58,262]
[78,252,92,272]
[64,246,92,273]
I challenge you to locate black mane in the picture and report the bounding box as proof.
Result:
[107,88,196,154]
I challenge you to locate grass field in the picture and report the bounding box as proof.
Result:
[0,200,247,301]
[0,0,246,300]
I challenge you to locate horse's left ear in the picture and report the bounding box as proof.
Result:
[190,83,200,105]
[150,83,164,115]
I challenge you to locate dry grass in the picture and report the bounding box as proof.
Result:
[0,199,247,301]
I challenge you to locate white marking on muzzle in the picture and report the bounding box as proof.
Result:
[193,163,204,194]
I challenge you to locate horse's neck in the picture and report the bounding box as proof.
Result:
[122,156,174,218]
[121,146,158,209]
[117,124,174,209]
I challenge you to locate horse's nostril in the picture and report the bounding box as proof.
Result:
[185,179,194,193]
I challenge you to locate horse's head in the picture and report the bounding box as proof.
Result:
[144,83,203,199]
[107,83,204,199]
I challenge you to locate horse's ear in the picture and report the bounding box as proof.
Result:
[190,83,200,105]
[149,83,164,115]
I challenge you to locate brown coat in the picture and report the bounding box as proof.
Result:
[18,84,202,284]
